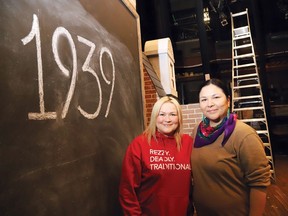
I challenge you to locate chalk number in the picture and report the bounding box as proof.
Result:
[21,14,115,120]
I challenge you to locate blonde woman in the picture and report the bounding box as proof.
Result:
[119,96,193,216]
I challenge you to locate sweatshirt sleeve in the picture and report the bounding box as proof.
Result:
[119,137,143,215]
[238,132,271,187]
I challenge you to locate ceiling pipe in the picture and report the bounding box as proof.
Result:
[196,0,212,79]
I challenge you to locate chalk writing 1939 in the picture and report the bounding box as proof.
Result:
[21,14,115,120]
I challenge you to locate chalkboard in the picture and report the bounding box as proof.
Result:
[0,0,144,215]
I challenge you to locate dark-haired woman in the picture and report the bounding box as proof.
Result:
[191,79,270,216]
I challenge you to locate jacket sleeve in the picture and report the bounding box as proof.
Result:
[119,138,142,215]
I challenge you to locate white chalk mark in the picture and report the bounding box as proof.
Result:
[22,15,116,120]
[21,14,56,120]
[77,36,102,119]
[99,47,115,118]
[52,27,78,119]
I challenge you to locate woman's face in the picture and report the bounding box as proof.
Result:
[156,102,179,136]
[199,84,230,127]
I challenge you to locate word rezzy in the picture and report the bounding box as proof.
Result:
[149,149,191,171]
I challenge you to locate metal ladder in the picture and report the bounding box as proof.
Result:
[230,9,276,181]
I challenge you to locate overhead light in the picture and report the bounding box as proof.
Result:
[203,7,210,24]
[219,11,228,26]
[209,0,228,26]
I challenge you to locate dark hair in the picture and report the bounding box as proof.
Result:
[198,79,231,98]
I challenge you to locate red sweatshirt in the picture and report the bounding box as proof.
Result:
[119,132,193,216]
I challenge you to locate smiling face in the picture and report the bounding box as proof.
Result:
[199,83,230,127]
[156,102,179,136]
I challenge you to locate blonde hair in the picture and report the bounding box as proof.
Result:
[144,96,183,150]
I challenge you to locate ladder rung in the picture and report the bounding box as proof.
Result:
[233,73,258,79]
[270,169,275,181]
[233,84,260,89]
[234,26,249,32]
[256,130,269,135]
[233,95,262,100]
[233,34,250,40]
[234,53,254,59]
[263,142,271,147]
[233,106,264,111]
[237,77,258,82]
[238,101,262,106]
[233,63,256,69]
[240,118,266,123]
[231,10,248,17]
[234,26,249,35]
[235,102,263,107]
[233,44,252,50]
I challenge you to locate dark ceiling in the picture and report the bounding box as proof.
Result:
[136,0,288,74]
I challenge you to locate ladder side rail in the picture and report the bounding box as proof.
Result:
[245,9,275,180]
[230,8,276,181]
[231,11,236,104]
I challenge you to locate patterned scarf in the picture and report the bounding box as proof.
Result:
[194,113,237,148]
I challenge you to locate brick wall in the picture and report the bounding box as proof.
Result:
[181,103,202,136]
[143,66,158,126]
